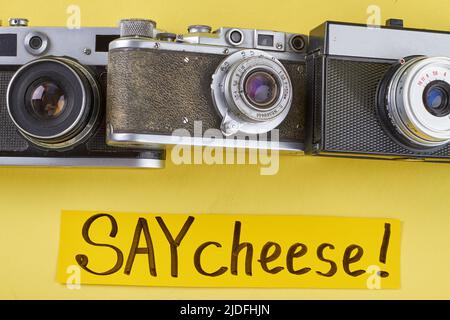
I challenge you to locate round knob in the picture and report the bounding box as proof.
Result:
[9,18,28,27]
[119,19,156,38]
[187,25,212,33]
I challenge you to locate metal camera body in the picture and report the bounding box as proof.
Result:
[107,19,308,152]
[307,19,450,161]
[0,18,164,168]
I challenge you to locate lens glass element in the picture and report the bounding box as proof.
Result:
[30,81,66,119]
[244,70,279,109]
[426,88,444,109]
[423,80,450,117]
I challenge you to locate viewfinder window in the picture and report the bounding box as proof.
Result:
[257,34,274,47]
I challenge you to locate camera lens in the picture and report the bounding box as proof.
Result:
[7,57,101,150]
[211,49,292,136]
[377,56,450,150]
[244,70,279,109]
[30,81,66,119]
[423,80,450,117]
[29,36,43,50]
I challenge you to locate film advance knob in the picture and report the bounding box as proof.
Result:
[119,18,156,38]
[9,18,29,27]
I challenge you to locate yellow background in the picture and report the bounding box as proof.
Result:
[57,211,401,288]
[0,0,449,299]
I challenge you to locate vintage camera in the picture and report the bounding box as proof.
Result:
[0,18,164,167]
[307,19,450,161]
[107,19,308,152]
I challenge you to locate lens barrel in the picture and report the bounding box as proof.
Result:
[7,57,101,150]
[211,49,293,136]
[377,56,450,150]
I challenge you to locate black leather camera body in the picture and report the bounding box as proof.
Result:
[307,20,450,161]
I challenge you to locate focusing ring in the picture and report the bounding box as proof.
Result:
[211,49,293,136]
[376,56,439,152]
[376,56,450,151]
[7,57,101,151]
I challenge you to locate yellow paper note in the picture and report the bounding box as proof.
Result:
[57,211,401,289]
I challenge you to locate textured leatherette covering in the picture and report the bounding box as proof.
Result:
[311,56,450,158]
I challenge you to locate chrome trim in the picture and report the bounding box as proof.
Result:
[107,126,304,153]
[9,18,29,27]
[211,49,293,136]
[324,23,450,60]
[109,38,306,62]
[0,157,164,168]
[24,31,49,56]
[254,30,285,51]
[386,56,450,147]
[176,26,305,54]
[0,27,118,65]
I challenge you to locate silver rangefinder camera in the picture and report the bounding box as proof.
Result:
[0,18,164,168]
[107,19,308,152]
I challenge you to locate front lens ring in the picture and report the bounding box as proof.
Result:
[211,49,293,135]
[7,57,101,150]
[384,56,450,149]
[224,55,292,122]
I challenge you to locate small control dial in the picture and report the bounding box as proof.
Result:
[9,18,29,27]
